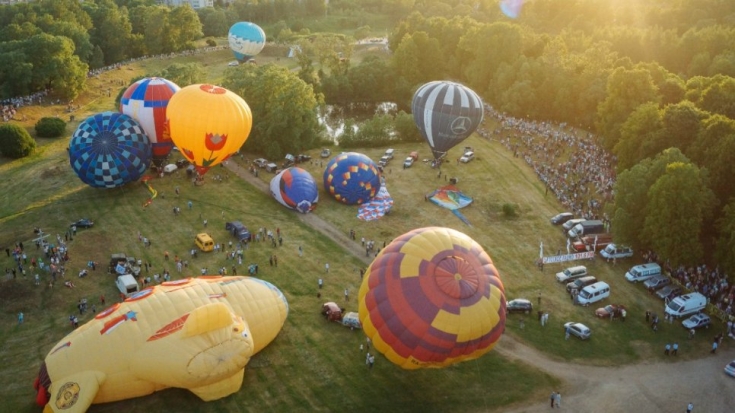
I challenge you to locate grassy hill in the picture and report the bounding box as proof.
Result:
[0,49,714,413]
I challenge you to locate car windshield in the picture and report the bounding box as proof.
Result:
[667,302,682,311]
[563,270,571,276]
[579,290,591,299]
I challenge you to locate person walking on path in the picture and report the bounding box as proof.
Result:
[711,340,718,354]
[554,392,561,408]
[687,402,694,413]
[550,392,556,408]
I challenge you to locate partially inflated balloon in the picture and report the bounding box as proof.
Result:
[323,152,381,205]
[411,81,484,160]
[69,112,151,188]
[269,167,319,213]
[120,77,180,167]
[166,84,252,174]
[228,22,266,62]
[358,227,506,369]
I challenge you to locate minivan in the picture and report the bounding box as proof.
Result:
[665,292,707,318]
[625,263,661,283]
[576,281,610,306]
[384,148,395,160]
[566,276,598,293]
[555,265,588,283]
[195,233,215,252]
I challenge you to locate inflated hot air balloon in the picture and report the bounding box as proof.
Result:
[358,227,506,370]
[323,152,381,205]
[500,0,525,18]
[120,77,181,167]
[35,276,288,413]
[411,81,484,160]
[228,22,266,63]
[166,84,252,175]
[269,167,318,213]
[69,112,151,188]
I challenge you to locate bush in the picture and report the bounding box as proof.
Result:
[34,117,67,138]
[0,124,36,158]
[502,203,518,218]
[206,38,216,47]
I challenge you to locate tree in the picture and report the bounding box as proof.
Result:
[596,67,660,150]
[659,101,708,156]
[614,102,663,172]
[46,21,95,63]
[458,22,523,95]
[699,76,735,119]
[643,162,716,266]
[0,124,36,158]
[34,117,67,138]
[394,110,421,142]
[715,199,735,277]
[688,115,735,205]
[222,64,323,159]
[202,8,229,38]
[84,0,133,65]
[157,63,206,87]
[169,4,203,51]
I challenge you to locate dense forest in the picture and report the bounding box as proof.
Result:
[1,0,734,274]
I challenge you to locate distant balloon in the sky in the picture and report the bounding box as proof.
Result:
[411,81,484,160]
[500,0,525,19]
[69,112,151,188]
[120,77,180,167]
[228,22,266,62]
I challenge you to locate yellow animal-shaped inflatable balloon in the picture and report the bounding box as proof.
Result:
[34,276,288,413]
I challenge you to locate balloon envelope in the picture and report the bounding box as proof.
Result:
[358,227,506,369]
[323,152,381,205]
[228,22,266,62]
[120,77,181,167]
[500,0,525,19]
[269,167,319,213]
[357,185,393,221]
[166,84,252,173]
[411,81,484,159]
[69,112,151,188]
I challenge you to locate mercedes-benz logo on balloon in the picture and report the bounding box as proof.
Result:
[450,117,471,135]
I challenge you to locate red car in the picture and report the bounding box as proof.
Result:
[595,304,625,319]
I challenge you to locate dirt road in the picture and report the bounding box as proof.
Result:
[226,160,735,412]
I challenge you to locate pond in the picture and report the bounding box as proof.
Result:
[319,102,397,143]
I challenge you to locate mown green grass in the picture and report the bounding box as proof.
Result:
[0,46,717,413]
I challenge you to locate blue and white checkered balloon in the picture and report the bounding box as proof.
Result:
[69,112,151,188]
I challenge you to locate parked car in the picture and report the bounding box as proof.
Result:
[295,154,311,163]
[320,148,331,158]
[664,287,683,302]
[225,221,251,242]
[459,151,475,163]
[265,163,278,173]
[403,156,415,168]
[572,234,614,252]
[595,304,625,319]
[655,285,682,300]
[682,313,711,329]
[253,158,268,168]
[550,212,574,225]
[555,265,588,283]
[175,159,190,168]
[563,322,591,340]
[228,61,239,66]
[643,275,671,290]
[70,218,94,228]
[725,360,735,378]
[321,302,362,330]
[506,298,533,314]
[378,155,390,167]
[562,218,586,232]
[600,244,634,260]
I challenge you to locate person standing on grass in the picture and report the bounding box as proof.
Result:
[554,392,561,408]
[687,402,694,413]
[18,312,24,325]
[318,278,323,289]
[325,262,329,273]
[672,342,678,355]
[550,392,556,408]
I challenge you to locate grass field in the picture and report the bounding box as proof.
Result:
[0,47,719,413]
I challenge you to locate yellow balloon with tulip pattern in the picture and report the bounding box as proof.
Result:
[166,84,252,174]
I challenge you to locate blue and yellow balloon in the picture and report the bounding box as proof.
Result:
[228,22,266,63]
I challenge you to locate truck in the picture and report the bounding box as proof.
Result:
[567,220,604,238]
[109,253,141,277]
[116,274,140,297]
[321,302,362,330]
[225,221,251,242]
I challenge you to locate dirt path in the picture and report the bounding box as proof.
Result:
[226,160,734,412]
[224,161,372,266]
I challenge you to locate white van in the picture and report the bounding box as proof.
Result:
[625,263,661,282]
[555,265,588,283]
[576,281,610,306]
[665,292,707,318]
[384,148,394,160]
[116,274,139,297]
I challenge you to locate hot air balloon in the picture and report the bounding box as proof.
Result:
[228,22,266,63]
[165,84,252,175]
[411,81,484,160]
[34,276,288,413]
[358,227,506,370]
[323,152,381,205]
[500,0,525,18]
[357,185,393,221]
[269,167,319,213]
[120,77,181,167]
[69,112,151,188]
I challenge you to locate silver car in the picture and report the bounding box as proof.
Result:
[564,322,591,340]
